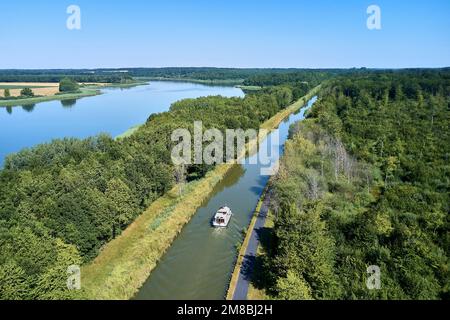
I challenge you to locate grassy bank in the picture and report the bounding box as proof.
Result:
[246,207,275,300]
[82,163,237,299]
[0,87,101,107]
[102,81,149,89]
[115,124,143,140]
[226,188,275,300]
[260,85,320,131]
[226,85,321,300]
[81,87,321,300]
[226,187,268,300]
[235,85,262,92]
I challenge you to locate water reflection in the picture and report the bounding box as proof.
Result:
[21,104,36,112]
[0,81,244,166]
[198,164,245,209]
[60,99,77,108]
[135,96,317,300]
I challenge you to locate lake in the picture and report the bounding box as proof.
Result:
[0,81,244,166]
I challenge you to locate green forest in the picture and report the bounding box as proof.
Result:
[0,67,353,83]
[1,68,449,300]
[258,71,450,299]
[0,79,304,299]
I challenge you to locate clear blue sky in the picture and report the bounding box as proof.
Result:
[0,0,449,69]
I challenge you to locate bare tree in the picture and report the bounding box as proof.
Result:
[174,163,187,196]
[343,155,355,183]
[268,187,281,220]
[306,171,321,200]
[331,139,347,180]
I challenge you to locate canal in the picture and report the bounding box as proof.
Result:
[135,96,318,300]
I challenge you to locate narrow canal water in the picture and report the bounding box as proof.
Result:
[135,96,318,300]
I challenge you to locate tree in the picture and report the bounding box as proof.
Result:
[274,203,338,299]
[0,262,30,300]
[266,72,450,300]
[20,87,34,97]
[276,270,313,300]
[174,164,187,196]
[4,88,11,98]
[33,239,83,300]
[59,78,80,93]
[105,178,137,238]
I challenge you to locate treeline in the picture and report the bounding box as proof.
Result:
[0,69,134,83]
[0,68,335,83]
[243,68,450,90]
[261,71,449,299]
[2,67,448,85]
[243,69,357,100]
[0,83,299,299]
[243,70,342,87]
[127,67,267,80]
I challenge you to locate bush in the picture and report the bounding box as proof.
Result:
[20,87,34,97]
[4,88,11,98]
[59,78,80,93]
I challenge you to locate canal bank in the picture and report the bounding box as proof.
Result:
[134,94,319,300]
[226,186,269,300]
[81,89,318,300]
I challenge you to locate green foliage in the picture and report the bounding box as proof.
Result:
[273,203,340,299]
[3,88,10,97]
[0,69,135,83]
[0,223,83,299]
[20,87,34,97]
[0,262,30,300]
[276,270,313,300]
[0,81,307,299]
[59,78,79,93]
[266,71,450,300]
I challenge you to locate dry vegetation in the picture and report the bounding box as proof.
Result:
[0,82,109,98]
[0,82,60,97]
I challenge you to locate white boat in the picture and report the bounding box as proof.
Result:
[212,206,233,227]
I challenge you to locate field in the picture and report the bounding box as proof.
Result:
[0,82,60,97]
[0,82,118,107]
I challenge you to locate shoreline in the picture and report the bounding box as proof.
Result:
[226,186,268,300]
[0,88,101,107]
[0,81,148,108]
[81,86,320,300]
[225,86,321,300]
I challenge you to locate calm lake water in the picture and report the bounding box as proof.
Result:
[0,81,244,166]
[135,96,317,300]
